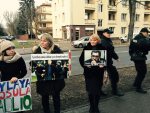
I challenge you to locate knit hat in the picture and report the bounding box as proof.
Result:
[0,39,15,54]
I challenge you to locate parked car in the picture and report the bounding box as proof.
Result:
[119,35,128,43]
[119,34,139,43]
[0,36,16,41]
[72,36,90,48]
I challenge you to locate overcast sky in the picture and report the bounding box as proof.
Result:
[0,0,50,27]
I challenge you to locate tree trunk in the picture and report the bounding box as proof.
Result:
[128,0,136,41]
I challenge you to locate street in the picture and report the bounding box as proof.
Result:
[23,46,150,77]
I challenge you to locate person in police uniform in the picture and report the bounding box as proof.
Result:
[97,28,124,96]
[129,27,150,94]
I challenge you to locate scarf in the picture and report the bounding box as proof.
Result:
[0,52,21,63]
[40,44,54,54]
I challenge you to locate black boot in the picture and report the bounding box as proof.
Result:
[112,89,124,96]
[136,88,147,94]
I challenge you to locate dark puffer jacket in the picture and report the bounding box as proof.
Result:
[129,33,150,61]
[33,45,65,95]
[79,43,105,95]
[101,35,119,65]
[0,57,27,81]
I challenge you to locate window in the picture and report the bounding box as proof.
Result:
[54,3,56,11]
[109,27,115,33]
[109,0,116,6]
[85,0,90,4]
[56,29,57,36]
[43,23,46,27]
[62,13,65,22]
[145,1,150,9]
[144,14,150,21]
[98,19,102,27]
[98,4,103,12]
[40,23,46,27]
[85,12,90,19]
[41,15,46,20]
[122,0,127,6]
[55,16,57,23]
[85,30,93,36]
[121,27,126,34]
[42,7,46,12]
[75,30,80,40]
[121,13,127,21]
[109,13,115,20]
[135,14,140,21]
[62,0,64,7]
[136,3,140,8]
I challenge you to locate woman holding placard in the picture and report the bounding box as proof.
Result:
[31,33,65,113]
[0,39,27,113]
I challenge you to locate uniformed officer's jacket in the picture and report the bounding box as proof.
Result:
[129,33,150,61]
[101,36,119,65]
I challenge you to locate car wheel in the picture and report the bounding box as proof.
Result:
[121,39,124,43]
[78,44,83,48]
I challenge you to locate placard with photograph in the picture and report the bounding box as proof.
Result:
[84,50,107,66]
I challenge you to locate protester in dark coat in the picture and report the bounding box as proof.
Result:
[79,34,105,113]
[31,33,65,113]
[0,39,27,113]
[129,27,150,94]
[98,28,124,96]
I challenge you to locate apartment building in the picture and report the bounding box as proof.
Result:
[33,3,53,36]
[52,0,150,40]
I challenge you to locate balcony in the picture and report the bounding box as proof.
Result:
[108,6,117,11]
[144,9,150,14]
[144,21,150,26]
[85,4,95,10]
[85,19,95,25]
[108,20,117,25]
[37,19,52,23]
[38,27,52,31]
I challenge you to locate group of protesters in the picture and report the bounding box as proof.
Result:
[0,27,150,113]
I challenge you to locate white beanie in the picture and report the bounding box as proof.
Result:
[0,39,15,54]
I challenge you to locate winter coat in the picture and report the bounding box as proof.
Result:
[32,45,65,95]
[129,33,150,61]
[0,57,27,81]
[79,43,105,95]
[101,35,119,65]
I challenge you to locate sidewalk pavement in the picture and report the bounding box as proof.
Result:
[63,89,150,113]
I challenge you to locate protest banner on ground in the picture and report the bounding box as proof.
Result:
[0,78,32,113]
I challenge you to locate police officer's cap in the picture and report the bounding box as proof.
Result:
[140,27,150,33]
[98,28,113,34]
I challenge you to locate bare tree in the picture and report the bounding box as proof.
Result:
[128,0,136,41]
[3,11,18,35]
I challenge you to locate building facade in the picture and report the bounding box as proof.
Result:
[52,0,150,40]
[33,3,53,36]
